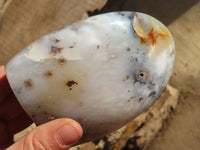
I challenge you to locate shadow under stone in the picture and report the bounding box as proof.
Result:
[88,0,200,25]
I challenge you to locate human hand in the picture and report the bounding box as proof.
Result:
[0,66,83,150]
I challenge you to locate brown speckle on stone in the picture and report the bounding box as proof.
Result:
[66,80,78,87]
[139,97,143,102]
[128,97,134,102]
[126,75,130,79]
[58,58,66,65]
[69,46,75,48]
[126,48,131,51]
[44,70,53,78]
[51,46,63,55]
[24,79,33,89]
[55,39,60,43]
[123,75,130,81]
[66,80,78,90]
[52,38,60,43]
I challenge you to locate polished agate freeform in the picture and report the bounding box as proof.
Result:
[6,12,175,143]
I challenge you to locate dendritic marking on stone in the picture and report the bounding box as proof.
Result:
[44,70,53,78]
[50,46,63,55]
[66,80,78,90]
[134,68,153,84]
[128,97,134,102]
[58,58,67,65]
[148,91,156,97]
[126,48,131,52]
[24,79,34,89]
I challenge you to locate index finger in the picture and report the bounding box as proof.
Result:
[0,66,12,103]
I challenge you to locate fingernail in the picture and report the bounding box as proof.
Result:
[56,124,81,146]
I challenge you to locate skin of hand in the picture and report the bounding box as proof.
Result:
[0,66,83,150]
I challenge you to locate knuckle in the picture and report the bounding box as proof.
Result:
[23,130,65,150]
[24,132,47,150]
[32,137,47,150]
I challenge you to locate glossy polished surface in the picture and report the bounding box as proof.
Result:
[6,12,175,143]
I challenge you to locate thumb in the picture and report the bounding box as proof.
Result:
[7,118,83,150]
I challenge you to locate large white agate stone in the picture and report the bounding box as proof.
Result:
[6,12,175,143]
